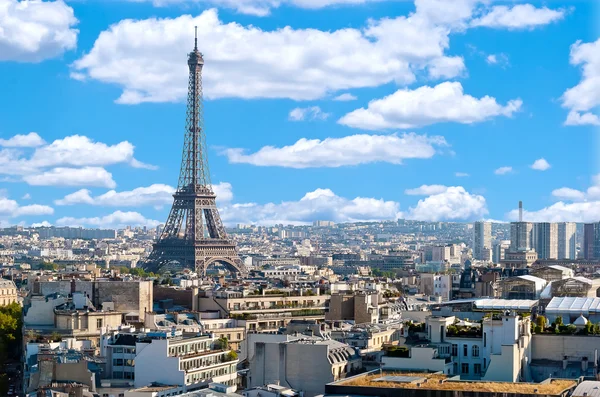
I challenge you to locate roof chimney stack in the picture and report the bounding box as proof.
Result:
[519,201,523,222]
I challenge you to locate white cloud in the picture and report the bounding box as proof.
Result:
[21,193,31,200]
[511,174,600,222]
[130,0,385,16]
[551,174,600,202]
[0,0,79,62]
[485,53,509,67]
[14,204,54,216]
[507,202,600,223]
[0,133,154,187]
[530,158,551,171]
[55,182,233,206]
[486,54,497,64]
[333,93,357,101]
[219,188,402,225]
[338,82,522,130]
[471,4,565,30]
[0,132,45,147]
[494,166,513,175]
[455,172,469,177]
[32,221,52,227]
[57,211,161,229]
[0,195,53,218]
[288,106,330,122]
[221,133,447,168]
[551,187,586,201]
[404,184,448,196]
[561,39,600,126]
[71,7,469,104]
[24,167,117,188]
[564,111,600,126]
[406,186,488,221]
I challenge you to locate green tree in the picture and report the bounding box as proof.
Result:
[50,332,62,342]
[536,315,546,329]
[555,316,563,326]
[224,350,238,362]
[216,336,229,350]
[37,262,57,271]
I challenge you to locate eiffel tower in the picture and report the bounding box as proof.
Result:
[147,29,247,277]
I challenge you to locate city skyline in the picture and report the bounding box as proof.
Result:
[0,0,599,229]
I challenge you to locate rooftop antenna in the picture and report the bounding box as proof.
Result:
[519,201,523,222]
[194,26,198,51]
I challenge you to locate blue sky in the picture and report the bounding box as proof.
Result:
[0,0,599,228]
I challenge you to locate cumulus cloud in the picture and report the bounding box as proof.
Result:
[494,166,513,175]
[71,6,472,104]
[0,132,45,147]
[338,82,522,130]
[530,158,551,171]
[221,133,447,168]
[561,39,600,126]
[288,106,330,121]
[471,4,565,30]
[32,221,52,227]
[511,175,600,222]
[219,188,402,225]
[0,133,154,187]
[0,195,53,218]
[404,184,448,196]
[406,186,488,221]
[455,172,469,177]
[0,0,79,62]
[57,211,161,229]
[333,93,357,101]
[24,167,117,188]
[54,182,232,206]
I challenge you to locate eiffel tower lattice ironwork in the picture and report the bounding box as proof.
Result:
[147,29,246,277]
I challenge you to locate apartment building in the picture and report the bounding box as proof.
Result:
[249,337,361,397]
[0,279,18,305]
[199,289,329,332]
[383,312,532,382]
[134,330,238,391]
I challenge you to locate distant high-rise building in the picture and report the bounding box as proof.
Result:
[313,220,335,227]
[583,223,600,259]
[473,221,491,260]
[535,222,558,259]
[510,222,534,251]
[557,222,577,259]
[493,240,511,263]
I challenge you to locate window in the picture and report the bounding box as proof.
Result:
[113,358,124,366]
[461,363,469,374]
[484,332,487,347]
[97,318,103,328]
[472,345,479,357]
[114,347,123,353]
[451,344,457,357]
[463,344,468,357]
[474,364,481,375]
[114,371,123,379]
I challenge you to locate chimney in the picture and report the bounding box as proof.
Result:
[519,201,523,222]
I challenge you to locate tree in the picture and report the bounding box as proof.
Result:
[224,350,238,362]
[536,315,546,329]
[216,336,229,350]
[37,262,57,271]
[50,332,62,342]
[555,316,563,326]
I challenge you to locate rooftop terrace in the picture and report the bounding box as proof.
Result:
[338,372,576,394]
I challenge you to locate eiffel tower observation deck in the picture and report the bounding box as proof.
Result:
[146,29,247,277]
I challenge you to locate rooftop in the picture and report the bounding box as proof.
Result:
[546,297,600,313]
[338,372,576,394]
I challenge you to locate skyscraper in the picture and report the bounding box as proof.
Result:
[473,221,491,260]
[557,222,576,260]
[583,223,600,260]
[510,222,534,251]
[535,222,558,259]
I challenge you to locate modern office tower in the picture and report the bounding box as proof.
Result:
[583,223,600,259]
[535,222,558,259]
[557,222,577,259]
[510,222,534,251]
[493,240,511,263]
[473,221,492,260]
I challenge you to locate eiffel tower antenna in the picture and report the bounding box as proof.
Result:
[146,30,246,277]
